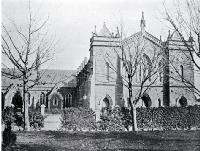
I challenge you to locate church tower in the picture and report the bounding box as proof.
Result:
[165,31,195,106]
[89,23,121,115]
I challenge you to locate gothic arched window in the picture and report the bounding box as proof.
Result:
[64,93,72,108]
[54,97,58,106]
[143,54,152,82]
[27,92,31,105]
[180,65,184,81]
[139,65,142,81]
[158,62,162,82]
[106,62,109,81]
[40,92,45,105]
[158,98,161,107]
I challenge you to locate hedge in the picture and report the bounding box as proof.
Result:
[97,107,132,131]
[60,107,132,131]
[60,105,200,131]
[60,107,96,131]
[136,105,200,130]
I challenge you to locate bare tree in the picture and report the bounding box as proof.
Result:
[163,0,200,98]
[106,31,163,131]
[1,1,55,130]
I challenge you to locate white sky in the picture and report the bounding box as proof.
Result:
[2,0,172,70]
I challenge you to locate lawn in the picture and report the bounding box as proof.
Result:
[2,130,200,151]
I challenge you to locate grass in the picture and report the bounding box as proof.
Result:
[2,130,200,151]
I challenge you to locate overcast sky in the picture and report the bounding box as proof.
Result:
[2,0,174,70]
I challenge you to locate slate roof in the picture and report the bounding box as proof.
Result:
[1,69,76,90]
[39,69,75,84]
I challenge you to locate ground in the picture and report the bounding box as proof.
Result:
[2,130,200,151]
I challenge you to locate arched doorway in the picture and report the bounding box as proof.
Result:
[102,97,110,114]
[63,93,72,108]
[179,96,187,107]
[12,91,23,111]
[141,93,152,108]
[101,95,112,114]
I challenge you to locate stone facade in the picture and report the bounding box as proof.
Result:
[75,13,197,115]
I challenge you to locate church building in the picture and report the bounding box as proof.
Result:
[2,13,198,116]
[72,12,197,116]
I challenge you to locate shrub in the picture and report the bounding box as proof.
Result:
[121,107,132,131]
[29,110,45,130]
[2,107,16,125]
[60,107,96,131]
[2,107,17,147]
[98,107,132,131]
[136,105,200,130]
[2,123,17,147]
[2,106,45,131]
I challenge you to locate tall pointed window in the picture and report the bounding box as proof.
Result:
[159,62,162,82]
[139,65,142,81]
[180,65,184,81]
[106,62,109,81]
[143,54,152,82]
[65,93,72,108]
[136,67,141,82]
[40,92,45,105]
[27,92,31,105]
[54,97,58,106]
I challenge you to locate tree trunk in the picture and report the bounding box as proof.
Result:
[133,105,137,131]
[129,98,138,132]
[128,80,136,131]
[129,102,135,131]
[23,78,30,131]
[24,93,30,131]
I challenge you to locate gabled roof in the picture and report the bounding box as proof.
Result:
[123,32,141,45]
[123,31,162,47]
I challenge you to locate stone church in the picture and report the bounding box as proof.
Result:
[74,12,197,115]
[2,13,198,115]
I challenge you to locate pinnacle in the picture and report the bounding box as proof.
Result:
[99,22,111,37]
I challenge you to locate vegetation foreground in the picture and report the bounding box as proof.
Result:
[2,130,200,151]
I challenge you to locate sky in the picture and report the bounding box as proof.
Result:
[2,0,172,70]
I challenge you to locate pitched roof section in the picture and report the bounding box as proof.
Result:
[123,31,162,47]
[1,69,76,88]
[98,22,111,37]
[123,32,141,45]
[145,31,162,47]
[39,69,75,84]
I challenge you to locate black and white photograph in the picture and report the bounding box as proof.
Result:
[1,0,200,150]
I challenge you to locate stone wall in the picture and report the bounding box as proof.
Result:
[168,32,195,106]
